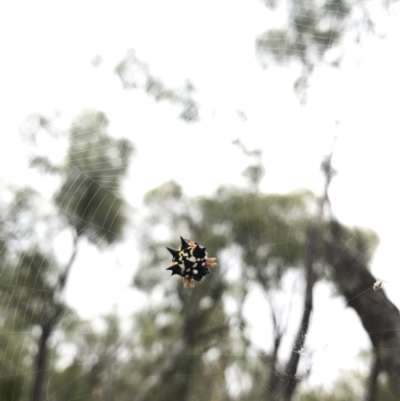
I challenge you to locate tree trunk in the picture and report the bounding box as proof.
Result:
[30,235,78,401]
[268,223,317,401]
[364,350,381,401]
[134,280,225,401]
[31,317,55,401]
[267,150,335,401]
[325,221,400,396]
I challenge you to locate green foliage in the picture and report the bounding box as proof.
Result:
[48,313,131,401]
[115,50,199,122]
[143,180,183,206]
[136,180,228,291]
[0,375,26,401]
[54,110,134,245]
[377,379,400,401]
[255,0,392,101]
[199,187,316,287]
[1,188,48,399]
[327,220,379,263]
[5,251,56,325]
[133,180,236,401]
[3,107,384,401]
[1,108,135,401]
[5,187,46,241]
[256,0,348,65]
[29,155,60,174]
[131,171,381,401]
[296,370,400,401]
[130,305,230,401]
[296,380,360,401]
[47,363,95,401]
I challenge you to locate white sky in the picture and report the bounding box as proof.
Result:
[1,0,400,391]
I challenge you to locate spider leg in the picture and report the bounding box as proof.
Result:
[183,276,195,289]
[205,257,218,268]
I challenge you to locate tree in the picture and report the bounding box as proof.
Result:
[0,213,30,401]
[324,221,400,397]
[131,181,231,401]
[115,50,199,122]
[256,0,394,103]
[0,187,64,401]
[47,313,132,401]
[0,109,135,401]
[129,144,378,401]
[297,350,400,401]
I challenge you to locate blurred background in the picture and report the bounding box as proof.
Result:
[1,1,400,400]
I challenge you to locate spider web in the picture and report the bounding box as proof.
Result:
[1,1,400,400]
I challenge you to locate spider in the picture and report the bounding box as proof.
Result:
[166,236,218,289]
[373,280,386,291]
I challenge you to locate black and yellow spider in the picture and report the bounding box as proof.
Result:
[166,237,217,289]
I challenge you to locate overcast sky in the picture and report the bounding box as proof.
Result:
[1,0,400,390]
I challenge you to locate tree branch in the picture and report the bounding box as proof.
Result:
[268,149,334,401]
[57,233,79,295]
[364,350,381,401]
[325,224,400,397]
[31,233,79,401]
[279,222,317,401]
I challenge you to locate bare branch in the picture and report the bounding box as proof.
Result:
[268,147,335,401]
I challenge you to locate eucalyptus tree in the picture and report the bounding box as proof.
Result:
[0,109,135,401]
